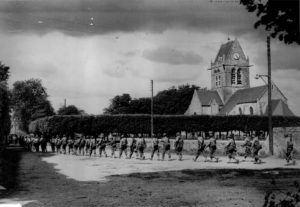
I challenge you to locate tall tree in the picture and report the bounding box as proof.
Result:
[57,105,83,115]
[0,62,11,145]
[103,84,199,115]
[153,84,200,114]
[104,93,132,114]
[11,79,55,132]
[240,0,299,45]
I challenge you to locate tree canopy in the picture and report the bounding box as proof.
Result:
[240,0,299,45]
[0,62,11,144]
[11,79,55,132]
[104,84,199,115]
[57,105,84,115]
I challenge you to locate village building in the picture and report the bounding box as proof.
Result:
[185,38,294,116]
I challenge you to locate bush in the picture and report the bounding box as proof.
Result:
[28,115,300,137]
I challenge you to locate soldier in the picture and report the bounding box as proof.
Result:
[89,136,97,157]
[98,134,108,157]
[85,136,91,156]
[110,134,117,158]
[193,133,206,162]
[129,137,138,159]
[73,136,81,155]
[241,135,252,161]
[119,134,128,158]
[252,136,262,164]
[161,133,171,161]
[55,136,62,154]
[26,136,33,152]
[50,136,56,153]
[285,134,296,165]
[225,135,239,163]
[205,134,219,162]
[61,135,68,154]
[67,138,74,154]
[79,136,86,156]
[40,135,47,152]
[150,135,160,160]
[137,134,147,160]
[33,136,40,152]
[174,132,184,161]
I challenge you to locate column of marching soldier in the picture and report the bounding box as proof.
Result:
[20,132,296,165]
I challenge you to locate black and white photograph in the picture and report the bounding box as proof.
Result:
[0,0,299,206]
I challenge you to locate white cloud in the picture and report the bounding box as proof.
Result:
[0,27,298,115]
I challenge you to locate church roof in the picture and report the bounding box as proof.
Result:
[213,38,247,64]
[219,85,267,115]
[196,89,223,106]
[265,99,294,116]
[214,40,234,63]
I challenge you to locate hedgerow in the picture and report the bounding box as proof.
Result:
[28,115,300,137]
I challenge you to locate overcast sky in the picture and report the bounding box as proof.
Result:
[0,0,299,115]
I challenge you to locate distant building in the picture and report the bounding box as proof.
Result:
[185,38,294,116]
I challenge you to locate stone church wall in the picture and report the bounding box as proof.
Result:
[273,127,300,159]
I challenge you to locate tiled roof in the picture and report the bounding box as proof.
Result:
[219,85,267,115]
[196,89,223,106]
[265,99,294,116]
[214,40,234,63]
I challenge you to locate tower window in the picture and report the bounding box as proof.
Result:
[237,68,242,84]
[231,68,236,84]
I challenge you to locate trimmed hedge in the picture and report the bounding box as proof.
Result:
[28,115,300,137]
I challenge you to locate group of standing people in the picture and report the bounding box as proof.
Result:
[20,132,296,165]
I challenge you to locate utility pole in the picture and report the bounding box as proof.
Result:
[64,99,67,108]
[267,36,273,155]
[151,80,154,138]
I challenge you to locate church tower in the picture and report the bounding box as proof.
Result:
[209,38,250,103]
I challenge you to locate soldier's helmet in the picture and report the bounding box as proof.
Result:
[163,133,167,137]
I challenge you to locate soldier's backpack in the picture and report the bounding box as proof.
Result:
[253,140,262,150]
[74,139,80,147]
[62,138,67,145]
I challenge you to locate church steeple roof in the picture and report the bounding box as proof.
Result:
[213,38,247,65]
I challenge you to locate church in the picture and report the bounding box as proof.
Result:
[185,38,294,116]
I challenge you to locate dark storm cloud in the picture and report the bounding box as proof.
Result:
[0,0,258,36]
[143,47,203,65]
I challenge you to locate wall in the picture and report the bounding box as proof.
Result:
[229,102,258,115]
[273,127,300,159]
[126,138,269,157]
[122,127,299,158]
[259,86,288,114]
[185,91,202,115]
